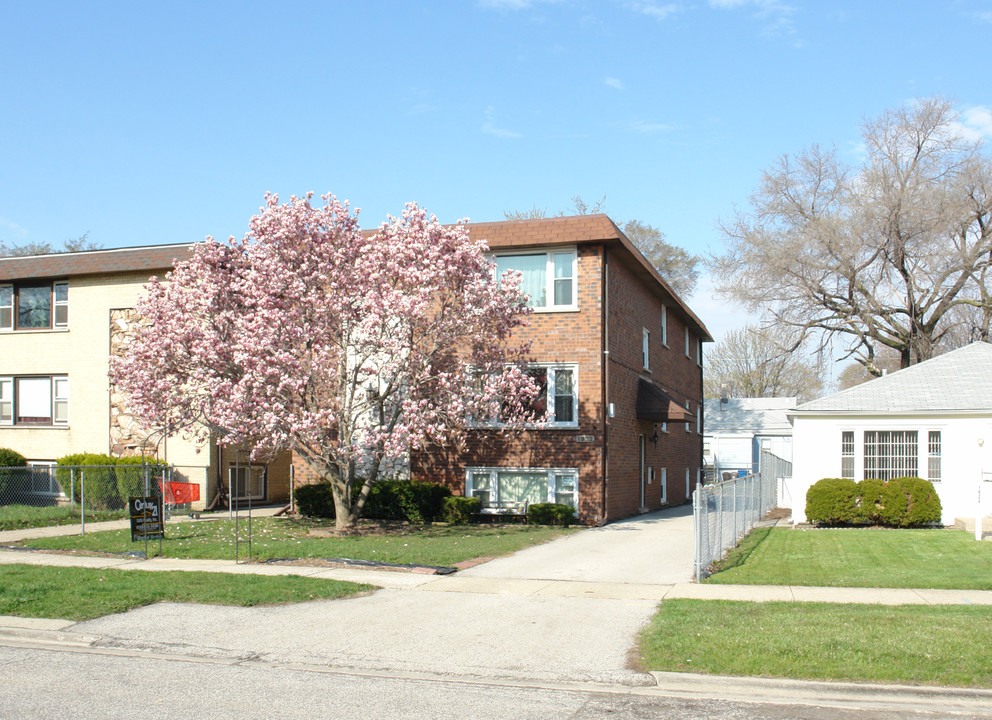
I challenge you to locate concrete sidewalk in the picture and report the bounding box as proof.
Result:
[0,505,286,544]
[2,546,990,605]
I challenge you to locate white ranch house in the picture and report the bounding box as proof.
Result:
[788,342,992,527]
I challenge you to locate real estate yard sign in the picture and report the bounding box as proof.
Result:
[129,496,163,541]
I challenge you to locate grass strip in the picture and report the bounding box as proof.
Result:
[21,517,574,566]
[640,599,992,688]
[707,527,992,589]
[0,505,127,532]
[0,564,373,621]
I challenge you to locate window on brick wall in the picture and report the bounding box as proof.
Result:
[493,249,576,311]
[642,328,650,370]
[466,467,578,508]
[660,305,668,346]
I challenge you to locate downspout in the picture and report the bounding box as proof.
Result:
[601,245,610,525]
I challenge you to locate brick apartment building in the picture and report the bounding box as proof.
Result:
[412,214,711,525]
[1,214,709,523]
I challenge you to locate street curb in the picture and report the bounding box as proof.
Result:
[649,670,992,713]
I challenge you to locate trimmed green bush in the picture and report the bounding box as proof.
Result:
[855,478,886,524]
[294,482,336,518]
[0,448,29,502]
[0,448,27,467]
[55,454,166,510]
[805,478,859,525]
[441,496,481,525]
[364,480,452,524]
[893,476,942,527]
[812,476,942,527]
[527,502,577,526]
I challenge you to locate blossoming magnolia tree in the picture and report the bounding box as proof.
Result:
[111,193,540,529]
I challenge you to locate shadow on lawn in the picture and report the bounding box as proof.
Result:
[708,526,773,575]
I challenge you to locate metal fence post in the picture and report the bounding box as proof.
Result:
[80,469,85,536]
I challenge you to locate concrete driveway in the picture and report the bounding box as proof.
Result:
[67,505,696,685]
[461,504,695,585]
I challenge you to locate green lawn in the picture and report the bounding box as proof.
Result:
[0,504,127,532]
[19,517,575,567]
[640,599,992,687]
[0,564,372,620]
[706,526,992,589]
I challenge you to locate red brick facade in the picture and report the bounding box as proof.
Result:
[412,216,709,525]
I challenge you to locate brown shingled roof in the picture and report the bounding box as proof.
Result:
[0,214,711,340]
[0,244,193,282]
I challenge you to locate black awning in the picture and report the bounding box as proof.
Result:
[636,379,693,423]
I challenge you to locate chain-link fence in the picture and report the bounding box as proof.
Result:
[693,456,783,580]
[0,464,211,535]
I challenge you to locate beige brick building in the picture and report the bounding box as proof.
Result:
[0,245,291,508]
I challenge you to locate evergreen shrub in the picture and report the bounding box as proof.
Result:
[805,478,858,525]
[294,482,336,518]
[527,502,577,526]
[441,496,480,525]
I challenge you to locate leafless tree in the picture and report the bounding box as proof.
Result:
[0,232,98,257]
[504,196,700,296]
[711,97,992,375]
[703,324,825,402]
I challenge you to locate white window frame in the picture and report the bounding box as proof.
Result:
[685,326,691,357]
[685,400,691,433]
[475,363,579,429]
[685,467,691,499]
[841,430,855,479]
[696,405,702,434]
[927,430,941,483]
[642,328,650,370]
[54,281,69,328]
[696,337,703,367]
[0,285,11,331]
[660,467,667,504]
[863,429,919,481]
[0,377,11,425]
[25,460,61,496]
[0,375,68,427]
[660,305,668,346]
[466,466,579,509]
[492,247,578,312]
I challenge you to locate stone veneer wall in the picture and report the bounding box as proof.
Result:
[109,308,160,457]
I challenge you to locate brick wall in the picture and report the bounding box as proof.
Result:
[413,244,608,524]
[604,253,703,519]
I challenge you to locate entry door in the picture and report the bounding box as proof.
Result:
[639,434,646,509]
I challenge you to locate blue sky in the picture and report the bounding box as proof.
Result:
[2,0,991,341]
